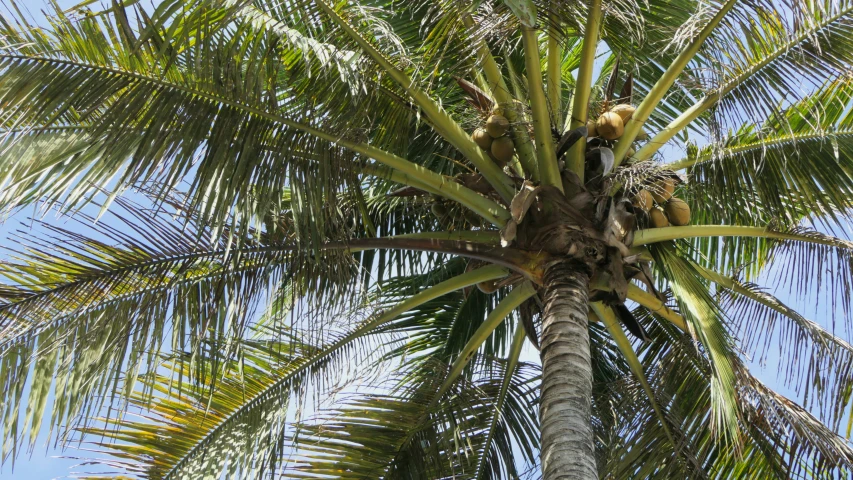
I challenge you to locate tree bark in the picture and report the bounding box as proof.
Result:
[539,259,597,479]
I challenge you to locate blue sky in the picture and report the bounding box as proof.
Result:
[0,0,852,478]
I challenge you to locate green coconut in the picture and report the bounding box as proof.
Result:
[491,136,515,165]
[596,112,624,140]
[486,114,510,138]
[649,207,670,228]
[472,128,493,150]
[665,197,691,226]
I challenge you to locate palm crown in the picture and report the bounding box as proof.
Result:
[1,0,853,478]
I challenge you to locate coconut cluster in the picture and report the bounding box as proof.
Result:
[630,177,691,227]
[586,104,647,159]
[472,112,515,167]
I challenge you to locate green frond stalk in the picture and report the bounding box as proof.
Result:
[315,0,515,202]
[667,129,853,170]
[474,326,527,480]
[522,27,561,190]
[591,303,676,448]
[358,164,509,226]
[633,225,853,249]
[434,281,536,400]
[547,27,562,128]
[566,0,602,181]
[626,284,688,332]
[613,0,738,166]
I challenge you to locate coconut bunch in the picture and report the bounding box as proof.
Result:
[426,108,517,224]
[586,103,648,161]
[472,110,515,167]
[629,176,691,228]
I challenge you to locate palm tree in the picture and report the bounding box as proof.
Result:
[1,0,853,477]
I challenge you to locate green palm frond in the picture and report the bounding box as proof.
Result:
[679,80,853,230]
[0,195,371,457]
[618,302,853,478]
[5,0,853,477]
[708,269,853,433]
[637,0,853,159]
[278,358,539,479]
[650,242,741,443]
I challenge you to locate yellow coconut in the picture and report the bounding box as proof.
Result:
[649,207,670,228]
[610,104,636,123]
[491,136,515,165]
[587,119,598,138]
[472,128,493,150]
[632,189,654,212]
[486,114,510,138]
[665,197,691,226]
[596,112,624,140]
[636,126,649,141]
[651,177,675,204]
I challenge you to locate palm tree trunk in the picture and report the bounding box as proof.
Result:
[539,258,597,479]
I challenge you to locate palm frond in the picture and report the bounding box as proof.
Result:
[680,79,853,230]
[650,242,741,443]
[0,196,360,459]
[706,266,853,434]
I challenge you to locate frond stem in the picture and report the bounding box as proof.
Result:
[566,0,602,181]
[667,129,853,170]
[633,225,853,249]
[522,27,561,190]
[433,281,536,401]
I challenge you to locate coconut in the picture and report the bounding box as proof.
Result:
[626,146,636,158]
[596,112,624,140]
[649,207,670,228]
[636,126,649,141]
[632,189,654,212]
[587,119,598,138]
[665,197,690,226]
[430,202,448,219]
[491,136,515,164]
[610,104,636,123]
[472,128,493,150]
[477,279,501,294]
[464,209,484,226]
[651,177,675,204]
[486,114,510,138]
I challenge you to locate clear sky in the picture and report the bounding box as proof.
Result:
[0,0,851,478]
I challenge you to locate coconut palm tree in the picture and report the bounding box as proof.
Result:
[2,0,853,477]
